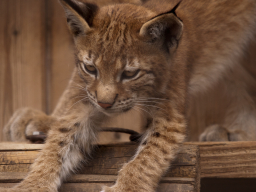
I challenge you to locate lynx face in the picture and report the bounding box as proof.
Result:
[66,4,183,114]
[76,50,167,114]
[77,53,153,114]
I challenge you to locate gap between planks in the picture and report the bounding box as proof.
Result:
[0,172,195,184]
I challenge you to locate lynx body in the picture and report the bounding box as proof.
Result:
[2,0,256,191]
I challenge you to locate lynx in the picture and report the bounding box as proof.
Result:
[2,0,256,191]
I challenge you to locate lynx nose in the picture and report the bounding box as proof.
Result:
[97,102,112,109]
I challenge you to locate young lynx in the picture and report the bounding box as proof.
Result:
[2,0,256,191]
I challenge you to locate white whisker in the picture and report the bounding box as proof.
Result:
[133,106,149,118]
[67,98,88,112]
[135,103,168,114]
[134,105,153,118]
[70,86,87,92]
[71,96,88,100]
[72,82,86,89]
[135,100,163,105]
[138,97,171,102]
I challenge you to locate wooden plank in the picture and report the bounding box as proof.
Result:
[59,183,195,192]
[81,144,198,178]
[0,183,195,192]
[0,173,196,192]
[0,172,195,184]
[2,141,256,179]
[0,151,38,165]
[0,143,200,191]
[0,143,44,151]
[0,164,31,173]
[188,141,256,178]
[0,143,199,178]
[0,0,47,141]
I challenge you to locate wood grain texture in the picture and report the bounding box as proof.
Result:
[0,0,47,141]
[0,143,200,192]
[189,141,256,178]
[0,172,197,192]
[81,144,199,180]
[0,143,44,151]
[0,143,200,179]
[0,172,195,183]
[0,182,195,192]
[2,141,256,179]
[47,0,75,114]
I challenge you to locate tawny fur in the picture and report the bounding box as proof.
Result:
[2,0,256,191]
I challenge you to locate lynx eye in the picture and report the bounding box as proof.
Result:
[82,63,97,75]
[122,69,140,79]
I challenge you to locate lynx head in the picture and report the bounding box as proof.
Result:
[59,0,183,114]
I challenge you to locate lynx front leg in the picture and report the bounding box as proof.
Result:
[1,123,83,192]
[1,106,104,192]
[103,109,186,192]
[13,124,84,192]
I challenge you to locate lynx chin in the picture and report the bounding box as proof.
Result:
[2,0,256,191]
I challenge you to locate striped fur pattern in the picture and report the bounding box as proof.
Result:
[2,0,256,191]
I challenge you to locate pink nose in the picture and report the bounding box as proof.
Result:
[98,102,112,109]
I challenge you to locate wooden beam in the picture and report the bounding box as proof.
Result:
[1,141,256,178]
[0,172,196,184]
[0,142,44,151]
[0,143,200,192]
[187,141,256,178]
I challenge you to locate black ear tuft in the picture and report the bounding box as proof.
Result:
[59,0,98,36]
[139,2,183,52]
[62,0,98,26]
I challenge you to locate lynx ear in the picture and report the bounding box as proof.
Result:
[59,0,98,36]
[139,13,183,50]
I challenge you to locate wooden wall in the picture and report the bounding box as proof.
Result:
[1,0,45,141]
[0,0,77,141]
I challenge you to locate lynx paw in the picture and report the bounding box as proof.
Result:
[199,124,229,141]
[3,107,55,142]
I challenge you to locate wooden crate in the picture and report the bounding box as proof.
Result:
[189,141,256,178]
[0,143,200,192]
